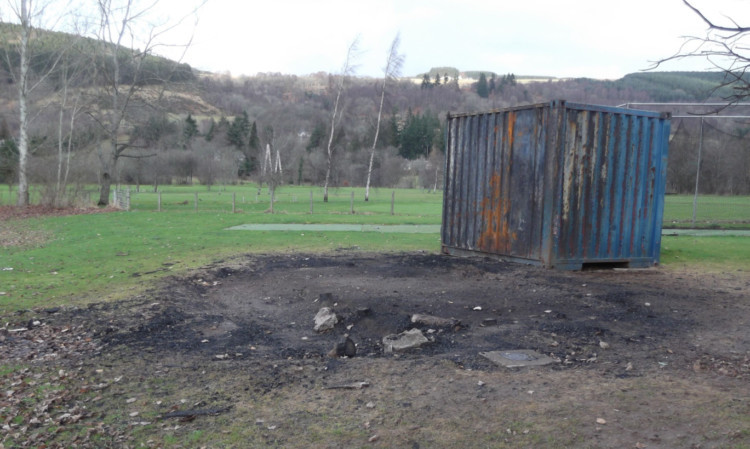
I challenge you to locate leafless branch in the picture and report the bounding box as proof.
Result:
[650,1,750,106]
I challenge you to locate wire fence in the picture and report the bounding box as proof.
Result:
[662,195,750,229]
[2,185,748,229]
[117,186,444,219]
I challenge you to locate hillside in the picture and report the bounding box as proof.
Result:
[1,19,748,202]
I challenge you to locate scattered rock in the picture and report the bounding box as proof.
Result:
[313,307,338,332]
[411,314,458,329]
[599,341,610,349]
[481,318,498,327]
[328,336,357,358]
[382,329,430,353]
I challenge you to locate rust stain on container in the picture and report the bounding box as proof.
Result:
[442,100,670,270]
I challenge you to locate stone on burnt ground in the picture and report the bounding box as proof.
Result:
[382,329,430,353]
[314,307,338,332]
[480,350,556,368]
[328,336,357,358]
[410,314,458,329]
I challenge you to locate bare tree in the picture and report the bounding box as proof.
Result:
[2,0,67,206]
[365,33,404,202]
[90,0,201,206]
[53,44,87,206]
[655,0,750,104]
[323,36,359,202]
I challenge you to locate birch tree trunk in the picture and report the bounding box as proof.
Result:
[365,34,403,202]
[15,0,31,206]
[323,82,342,202]
[364,87,385,202]
[6,0,71,206]
[323,37,359,202]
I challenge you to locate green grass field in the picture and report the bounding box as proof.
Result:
[663,194,750,228]
[2,186,748,314]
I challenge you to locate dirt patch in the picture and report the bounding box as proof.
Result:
[2,253,750,448]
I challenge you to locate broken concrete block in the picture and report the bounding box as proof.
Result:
[382,328,429,353]
[480,350,556,368]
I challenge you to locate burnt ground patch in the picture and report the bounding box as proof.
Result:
[3,252,750,448]
[80,253,733,375]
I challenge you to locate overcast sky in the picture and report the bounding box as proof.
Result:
[69,0,750,79]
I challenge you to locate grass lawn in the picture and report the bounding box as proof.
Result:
[663,194,750,228]
[2,186,748,314]
[0,186,443,313]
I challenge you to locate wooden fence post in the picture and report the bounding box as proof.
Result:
[158,192,162,212]
[350,191,354,214]
[309,191,313,214]
[391,191,395,215]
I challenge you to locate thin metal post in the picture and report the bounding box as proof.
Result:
[310,191,313,214]
[194,192,198,212]
[158,192,162,212]
[692,117,704,226]
[391,191,395,216]
[270,187,275,214]
[350,191,354,214]
[232,192,236,213]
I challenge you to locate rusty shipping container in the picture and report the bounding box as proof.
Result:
[441,100,671,270]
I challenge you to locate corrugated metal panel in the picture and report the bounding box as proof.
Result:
[441,100,671,270]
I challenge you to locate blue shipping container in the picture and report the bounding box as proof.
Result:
[442,100,671,270]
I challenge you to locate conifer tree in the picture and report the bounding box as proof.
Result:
[476,73,489,98]
[183,114,198,143]
[421,74,431,89]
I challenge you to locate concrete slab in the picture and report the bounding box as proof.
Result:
[480,350,557,368]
